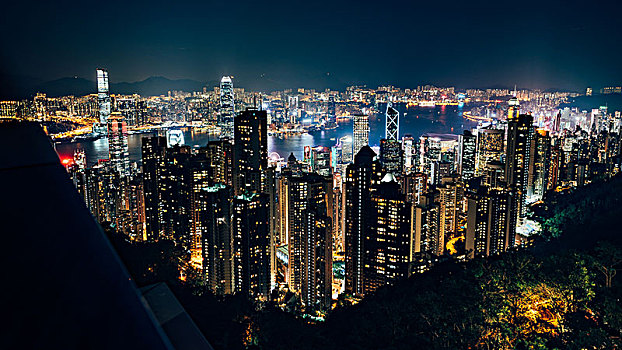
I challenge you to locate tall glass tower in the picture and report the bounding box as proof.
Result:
[385,101,399,141]
[219,76,235,138]
[97,68,111,124]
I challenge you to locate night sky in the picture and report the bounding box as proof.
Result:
[1,0,621,91]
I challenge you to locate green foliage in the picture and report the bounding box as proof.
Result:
[532,174,622,243]
[248,250,622,350]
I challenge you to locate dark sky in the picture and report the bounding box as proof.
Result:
[1,0,621,91]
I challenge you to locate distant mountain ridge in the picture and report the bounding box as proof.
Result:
[0,73,586,100]
[0,75,214,100]
[0,73,353,100]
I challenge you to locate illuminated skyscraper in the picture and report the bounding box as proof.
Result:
[457,130,476,181]
[232,192,271,300]
[345,146,383,296]
[411,200,441,260]
[529,130,551,201]
[233,108,268,195]
[437,176,464,255]
[188,155,211,267]
[158,146,192,242]
[353,114,370,156]
[364,174,412,294]
[97,68,111,125]
[339,135,353,164]
[107,113,130,177]
[219,76,235,137]
[195,184,233,295]
[379,138,403,174]
[141,135,166,242]
[327,95,336,123]
[418,133,458,177]
[475,127,505,177]
[200,140,233,187]
[280,173,333,310]
[507,97,520,120]
[402,135,416,173]
[465,186,512,258]
[385,102,399,141]
[401,172,427,205]
[505,112,534,237]
[310,146,332,176]
[84,163,121,226]
[547,146,563,191]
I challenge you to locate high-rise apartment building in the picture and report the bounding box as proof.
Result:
[380,138,403,175]
[505,113,534,236]
[107,113,130,178]
[232,193,271,300]
[233,108,268,195]
[344,146,383,296]
[465,186,512,258]
[280,173,333,310]
[195,184,233,295]
[364,174,412,294]
[142,135,166,242]
[457,130,476,181]
[475,127,505,177]
[353,114,370,156]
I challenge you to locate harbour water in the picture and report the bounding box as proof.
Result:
[55,105,477,167]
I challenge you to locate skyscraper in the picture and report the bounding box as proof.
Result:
[219,76,235,138]
[529,130,551,201]
[280,172,333,310]
[84,163,120,225]
[107,113,130,178]
[141,135,167,242]
[96,68,111,125]
[232,192,271,300]
[364,174,412,294]
[200,139,233,187]
[158,146,192,242]
[233,108,268,195]
[385,102,399,141]
[457,130,476,181]
[507,97,520,120]
[345,146,383,296]
[353,114,370,156]
[188,155,211,265]
[475,127,505,177]
[327,95,336,123]
[437,176,464,255]
[411,200,441,259]
[340,135,353,164]
[465,186,512,258]
[547,145,563,191]
[195,184,233,295]
[402,135,416,173]
[310,146,332,176]
[379,138,403,174]
[505,112,534,237]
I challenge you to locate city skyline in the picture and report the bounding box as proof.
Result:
[3,1,622,347]
[3,66,622,348]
